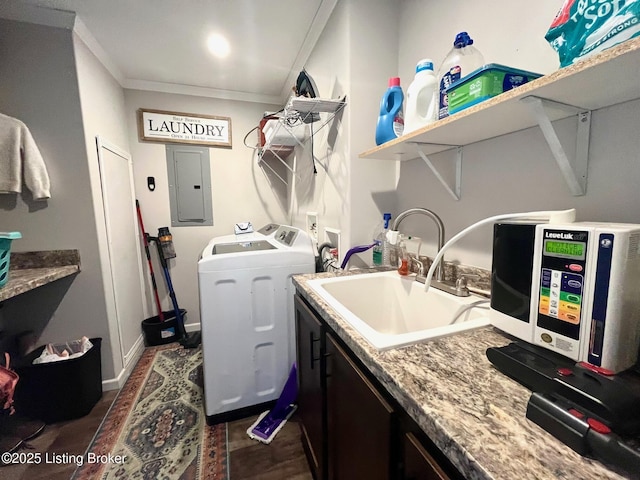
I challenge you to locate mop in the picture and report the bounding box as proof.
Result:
[247,364,298,444]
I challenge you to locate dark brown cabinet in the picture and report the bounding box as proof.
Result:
[326,333,394,480]
[295,293,460,480]
[295,295,326,480]
[402,431,449,480]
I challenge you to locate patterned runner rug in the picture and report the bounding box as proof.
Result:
[72,343,227,480]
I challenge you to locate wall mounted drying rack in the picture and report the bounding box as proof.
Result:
[258,95,347,185]
[359,37,640,199]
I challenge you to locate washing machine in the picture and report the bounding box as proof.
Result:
[198,223,316,424]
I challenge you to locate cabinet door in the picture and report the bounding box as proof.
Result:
[295,295,325,480]
[326,333,394,480]
[403,431,450,480]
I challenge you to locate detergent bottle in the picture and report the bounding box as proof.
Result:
[404,59,438,134]
[437,32,484,120]
[375,77,404,145]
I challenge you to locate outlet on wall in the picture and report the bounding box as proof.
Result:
[306,212,318,244]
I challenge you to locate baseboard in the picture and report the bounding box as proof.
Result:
[102,334,145,391]
[123,334,145,367]
[184,322,201,333]
[101,325,201,392]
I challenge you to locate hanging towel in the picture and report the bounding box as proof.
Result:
[0,113,51,200]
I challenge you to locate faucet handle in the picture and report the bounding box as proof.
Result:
[409,255,425,276]
[455,274,480,296]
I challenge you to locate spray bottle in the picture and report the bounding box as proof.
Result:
[372,213,392,266]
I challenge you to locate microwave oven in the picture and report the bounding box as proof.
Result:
[490,221,640,373]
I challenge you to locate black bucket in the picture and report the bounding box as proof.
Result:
[141,309,185,346]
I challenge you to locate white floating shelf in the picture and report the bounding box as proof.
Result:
[360,37,640,161]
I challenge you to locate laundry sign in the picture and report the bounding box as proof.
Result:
[138,109,232,147]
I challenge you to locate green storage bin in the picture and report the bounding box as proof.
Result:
[445,64,543,115]
[0,232,21,287]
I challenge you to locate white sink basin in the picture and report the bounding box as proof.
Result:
[307,271,490,350]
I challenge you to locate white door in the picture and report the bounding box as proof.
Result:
[96,137,146,367]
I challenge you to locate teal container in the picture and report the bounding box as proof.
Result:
[375,77,404,145]
[445,64,542,115]
[0,232,22,287]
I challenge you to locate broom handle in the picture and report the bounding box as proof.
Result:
[135,200,165,322]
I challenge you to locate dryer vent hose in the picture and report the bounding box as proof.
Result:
[316,242,336,272]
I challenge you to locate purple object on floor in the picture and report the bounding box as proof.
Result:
[248,364,298,442]
[250,403,297,441]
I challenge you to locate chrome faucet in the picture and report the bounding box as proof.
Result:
[391,208,445,282]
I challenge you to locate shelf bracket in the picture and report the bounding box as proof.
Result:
[409,143,462,201]
[521,96,591,196]
[258,145,300,185]
[258,154,288,185]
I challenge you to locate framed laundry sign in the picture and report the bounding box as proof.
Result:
[137,109,232,148]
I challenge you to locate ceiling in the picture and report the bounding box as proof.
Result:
[13,0,338,104]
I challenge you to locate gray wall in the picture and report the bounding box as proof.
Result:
[124,89,287,327]
[0,18,115,377]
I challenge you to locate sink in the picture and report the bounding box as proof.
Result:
[306,271,490,350]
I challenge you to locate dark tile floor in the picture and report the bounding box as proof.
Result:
[1,390,312,479]
[1,389,118,480]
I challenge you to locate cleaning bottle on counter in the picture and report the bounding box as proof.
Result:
[404,59,438,135]
[375,77,404,145]
[397,236,409,276]
[437,32,485,120]
[372,213,392,266]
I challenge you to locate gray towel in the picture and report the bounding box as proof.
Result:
[0,113,51,200]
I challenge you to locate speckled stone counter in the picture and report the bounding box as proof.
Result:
[293,270,636,480]
[0,250,81,302]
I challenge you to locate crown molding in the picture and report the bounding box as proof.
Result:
[122,79,283,106]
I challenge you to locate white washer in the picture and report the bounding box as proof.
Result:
[198,223,315,423]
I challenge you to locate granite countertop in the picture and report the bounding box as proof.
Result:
[293,270,635,480]
[0,250,81,302]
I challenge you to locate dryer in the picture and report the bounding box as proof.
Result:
[198,223,315,423]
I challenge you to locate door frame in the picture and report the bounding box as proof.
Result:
[95,136,147,369]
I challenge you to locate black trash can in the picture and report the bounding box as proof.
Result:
[13,337,103,423]
[141,309,185,346]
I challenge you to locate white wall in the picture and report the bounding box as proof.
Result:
[74,32,138,379]
[346,0,401,259]
[289,0,350,254]
[393,1,640,269]
[123,89,287,327]
[291,0,400,267]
